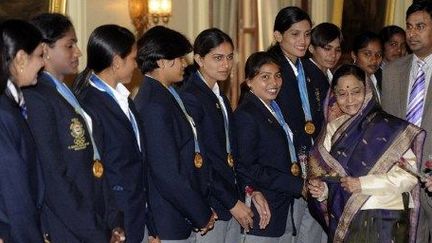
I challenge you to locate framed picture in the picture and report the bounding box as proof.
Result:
[0,0,66,22]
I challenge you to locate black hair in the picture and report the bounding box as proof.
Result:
[239,52,280,103]
[73,24,135,97]
[31,13,73,46]
[379,25,405,44]
[193,28,234,69]
[137,25,191,74]
[351,31,382,54]
[273,6,311,34]
[244,51,280,80]
[331,64,366,91]
[407,0,432,20]
[311,22,343,48]
[0,19,42,93]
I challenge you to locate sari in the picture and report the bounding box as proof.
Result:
[308,78,425,243]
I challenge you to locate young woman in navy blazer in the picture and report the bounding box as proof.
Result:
[181,28,269,243]
[24,14,123,242]
[235,52,304,242]
[267,7,327,242]
[134,26,216,242]
[0,19,44,243]
[73,25,155,243]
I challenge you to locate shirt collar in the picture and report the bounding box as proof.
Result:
[6,80,21,104]
[90,73,130,101]
[197,70,221,96]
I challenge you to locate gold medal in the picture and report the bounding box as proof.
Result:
[227,153,234,167]
[194,153,203,168]
[291,162,301,177]
[304,121,315,135]
[92,160,104,178]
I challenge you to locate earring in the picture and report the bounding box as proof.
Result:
[46,55,50,60]
[20,65,24,73]
[353,59,357,64]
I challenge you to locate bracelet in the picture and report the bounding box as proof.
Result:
[245,185,254,195]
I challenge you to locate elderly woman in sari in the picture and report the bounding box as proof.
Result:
[307,64,424,243]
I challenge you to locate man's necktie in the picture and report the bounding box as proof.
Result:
[406,60,426,126]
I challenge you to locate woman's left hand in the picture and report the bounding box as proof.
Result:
[110,227,126,243]
[340,176,361,193]
[251,191,271,229]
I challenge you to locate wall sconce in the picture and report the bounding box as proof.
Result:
[128,0,172,37]
[128,0,149,37]
[148,0,172,24]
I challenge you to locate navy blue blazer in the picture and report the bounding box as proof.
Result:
[78,85,150,242]
[134,76,212,240]
[0,94,43,242]
[23,74,111,242]
[234,92,304,237]
[268,45,328,152]
[181,71,239,221]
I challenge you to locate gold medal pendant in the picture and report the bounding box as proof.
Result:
[194,153,203,168]
[227,153,234,167]
[92,160,104,178]
[304,121,315,135]
[291,163,301,177]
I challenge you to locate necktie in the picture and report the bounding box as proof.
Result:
[18,93,28,119]
[406,60,426,126]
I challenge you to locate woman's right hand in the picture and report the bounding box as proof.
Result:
[230,200,254,232]
[200,210,218,235]
[148,236,161,243]
[308,179,325,198]
[425,176,432,192]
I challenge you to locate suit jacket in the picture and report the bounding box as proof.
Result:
[134,76,212,240]
[180,71,239,221]
[234,92,304,237]
[0,94,43,242]
[23,74,109,242]
[78,85,149,242]
[269,45,328,153]
[382,54,432,243]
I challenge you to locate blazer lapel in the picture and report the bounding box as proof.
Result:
[94,87,137,138]
[244,92,285,136]
[192,72,220,104]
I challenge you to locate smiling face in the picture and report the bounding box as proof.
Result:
[13,44,45,87]
[115,44,138,85]
[274,20,311,62]
[310,38,342,71]
[43,28,82,81]
[334,74,365,116]
[247,63,282,105]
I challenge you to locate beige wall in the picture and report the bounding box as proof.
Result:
[67,0,209,71]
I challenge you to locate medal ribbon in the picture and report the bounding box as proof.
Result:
[167,86,201,154]
[197,71,232,155]
[89,73,141,151]
[295,59,312,121]
[216,95,231,155]
[42,71,101,161]
[270,100,298,164]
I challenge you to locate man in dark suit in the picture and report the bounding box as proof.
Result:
[382,1,432,242]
